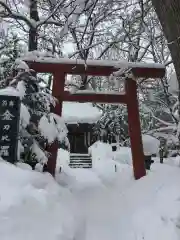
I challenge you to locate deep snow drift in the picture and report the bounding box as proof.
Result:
[1,143,180,240]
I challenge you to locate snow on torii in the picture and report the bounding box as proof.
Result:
[21,53,165,180]
[21,51,165,78]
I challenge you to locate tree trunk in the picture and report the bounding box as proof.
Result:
[152,0,180,79]
[28,0,39,51]
[152,0,180,115]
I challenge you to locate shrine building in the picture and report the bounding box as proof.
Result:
[62,101,102,154]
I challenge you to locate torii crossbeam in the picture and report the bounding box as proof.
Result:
[26,57,165,180]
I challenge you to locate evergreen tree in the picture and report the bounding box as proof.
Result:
[0,34,24,81]
[1,61,68,169]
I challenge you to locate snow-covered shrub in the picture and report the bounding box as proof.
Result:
[142,134,160,156]
[0,62,68,169]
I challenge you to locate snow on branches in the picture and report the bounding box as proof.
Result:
[0,60,68,169]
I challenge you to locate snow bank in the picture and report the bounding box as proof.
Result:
[108,163,180,240]
[56,167,104,191]
[1,141,180,240]
[57,148,70,169]
[57,157,180,240]
[112,135,160,166]
[89,141,117,183]
[153,156,180,167]
[89,141,112,160]
[0,160,79,240]
[57,142,180,240]
[56,143,111,190]
[113,146,132,165]
[142,134,160,155]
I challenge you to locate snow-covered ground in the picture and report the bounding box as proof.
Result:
[1,143,180,240]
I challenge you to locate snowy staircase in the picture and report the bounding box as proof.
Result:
[69,153,92,168]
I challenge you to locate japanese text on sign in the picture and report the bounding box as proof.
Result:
[0,95,20,163]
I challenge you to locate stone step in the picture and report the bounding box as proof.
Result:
[70,155,91,159]
[70,156,91,158]
[70,160,92,163]
[69,153,92,168]
[70,156,91,159]
[70,153,90,156]
[69,163,92,168]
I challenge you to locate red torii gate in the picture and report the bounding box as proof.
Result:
[26,58,165,180]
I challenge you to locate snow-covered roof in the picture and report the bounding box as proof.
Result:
[62,102,101,124]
